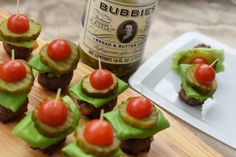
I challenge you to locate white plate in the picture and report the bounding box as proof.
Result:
[129,32,236,149]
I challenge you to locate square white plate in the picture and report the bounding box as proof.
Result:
[129,32,236,149]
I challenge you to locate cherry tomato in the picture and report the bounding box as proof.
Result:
[47,39,72,61]
[126,96,153,119]
[7,14,29,34]
[0,60,26,82]
[83,119,114,146]
[90,69,113,89]
[195,64,215,86]
[37,99,68,127]
[190,57,209,65]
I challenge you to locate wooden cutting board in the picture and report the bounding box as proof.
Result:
[0,8,222,157]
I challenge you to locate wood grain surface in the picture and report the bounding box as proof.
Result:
[0,9,223,157]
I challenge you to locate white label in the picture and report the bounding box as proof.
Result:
[80,0,157,64]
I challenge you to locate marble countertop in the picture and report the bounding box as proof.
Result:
[1,0,236,156]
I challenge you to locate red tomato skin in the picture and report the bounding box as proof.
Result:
[0,60,26,82]
[195,64,215,86]
[47,39,72,61]
[190,57,209,65]
[126,96,153,119]
[7,14,29,34]
[37,100,68,127]
[90,69,113,90]
[83,119,114,146]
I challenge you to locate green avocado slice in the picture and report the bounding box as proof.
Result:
[12,96,80,149]
[103,109,170,141]
[28,52,52,73]
[0,35,37,48]
[179,64,211,101]
[0,92,28,112]
[172,48,224,73]
[0,60,34,93]
[0,19,41,42]
[62,142,125,157]
[69,77,128,108]
[40,41,79,75]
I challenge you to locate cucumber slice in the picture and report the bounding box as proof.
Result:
[32,103,74,138]
[81,74,118,98]
[186,64,217,95]
[40,41,79,75]
[0,19,41,42]
[75,127,120,157]
[0,60,34,93]
[118,98,158,129]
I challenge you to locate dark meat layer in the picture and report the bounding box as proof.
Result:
[31,138,66,155]
[78,98,117,119]
[0,98,28,123]
[38,72,73,92]
[179,86,204,106]
[194,43,211,48]
[3,42,33,60]
[120,137,153,156]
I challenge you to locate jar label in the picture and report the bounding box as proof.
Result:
[80,0,157,64]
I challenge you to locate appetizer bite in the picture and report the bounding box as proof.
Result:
[0,1,40,59]
[104,96,170,156]
[63,116,126,157]
[172,44,224,73]
[28,38,79,91]
[172,44,224,106]
[0,54,34,122]
[13,91,80,155]
[69,68,128,119]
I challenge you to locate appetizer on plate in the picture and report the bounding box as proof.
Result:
[28,39,80,91]
[63,118,126,157]
[0,14,40,59]
[172,44,224,73]
[172,44,224,106]
[13,95,80,155]
[0,58,34,122]
[69,69,128,119]
[104,96,170,156]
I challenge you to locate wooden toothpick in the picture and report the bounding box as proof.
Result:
[210,58,219,67]
[11,49,15,61]
[54,88,62,107]
[98,57,102,70]
[16,0,20,14]
[99,109,104,126]
[57,34,61,40]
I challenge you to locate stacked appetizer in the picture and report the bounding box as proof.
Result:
[29,38,79,91]
[172,44,224,106]
[13,95,80,155]
[104,96,170,156]
[63,119,126,157]
[69,68,128,119]
[0,58,34,122]
[0,14,40,59]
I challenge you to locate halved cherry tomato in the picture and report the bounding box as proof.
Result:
[90,69,113,90]
[126,96,153,119]
[47,39,72,61]
[195,64,215,86]
[7,14,29,34]
[37,99,68,127]
[0,60,26,82]
[190,57,209,65]
[83,119,114,146]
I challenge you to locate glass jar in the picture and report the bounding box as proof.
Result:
[79,0,158,81]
